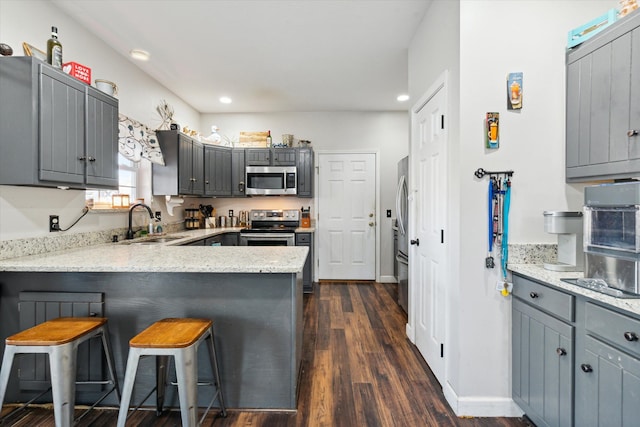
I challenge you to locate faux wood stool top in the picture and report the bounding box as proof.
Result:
[129,318,213,349]
[6,317,107,346]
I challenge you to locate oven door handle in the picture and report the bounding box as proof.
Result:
[241,233,295,239]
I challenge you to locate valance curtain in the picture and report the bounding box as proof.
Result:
[118,114,165,165]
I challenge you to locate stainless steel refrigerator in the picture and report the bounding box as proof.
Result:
[395,156,409,313]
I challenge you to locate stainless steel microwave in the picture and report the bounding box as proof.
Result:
[245,166,297,195]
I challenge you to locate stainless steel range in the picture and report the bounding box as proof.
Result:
[239,209,299,246]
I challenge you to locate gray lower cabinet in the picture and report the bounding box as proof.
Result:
[204,145,232,197]
[205,233,238,246]
[232,149,246,197]
[566,10,640,182]
[512,275,574,427]
[295,232,313,293]
[153,130,204,196]
[297,147,314,197]
[0,56,118,189]
[513,273,640,427]
[575,302,640,427]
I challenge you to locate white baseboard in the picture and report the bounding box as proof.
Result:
[378,275,397,283]
[443,382,524,418]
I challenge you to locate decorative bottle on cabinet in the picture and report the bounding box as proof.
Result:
[47,26,62,69]
[266,130,272,147]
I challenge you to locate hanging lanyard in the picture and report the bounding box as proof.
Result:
[488,178,494,253]
[501,178,511,280]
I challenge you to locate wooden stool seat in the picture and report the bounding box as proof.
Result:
[129,318,212,349]
[7,317,108,346]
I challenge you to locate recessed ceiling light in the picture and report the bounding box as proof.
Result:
[219,96,232,104]
[129,49,150,61]
[397,94,410,102]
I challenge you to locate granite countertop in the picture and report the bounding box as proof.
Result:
[509,264,640,317]
[0,228,308,274]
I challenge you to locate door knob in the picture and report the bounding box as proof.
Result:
[624,331,639,342]
[410,239,419,246]
[580,364,593,373]
[369,213,374,218]
[369,222,375,227]
[556,347,566,356]
[628,130,638,137]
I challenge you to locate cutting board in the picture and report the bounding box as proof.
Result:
[237,131,269,147]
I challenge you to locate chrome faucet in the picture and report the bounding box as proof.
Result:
[126,203,155,239]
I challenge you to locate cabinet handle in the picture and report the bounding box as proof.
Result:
[410,239,420,246]
[239,181,245,192]
[78,156,86,161]
[624,331,639,342]
[205,180,209,185]
[581,364,593,373]
[529,292,539,299]
[628,130,639,137]
[88,156,96,162]
[556,347,567,356]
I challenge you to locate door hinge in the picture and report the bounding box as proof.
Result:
[440,343,444,358]
[441,115,445,130]
[440,229,444,244]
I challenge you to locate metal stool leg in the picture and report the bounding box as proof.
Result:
[205,328,227,417]
[155,355,170,416]
[100,325,121,402]
[174,346,199,426]
[49,343,77,427]
[117,349,141,427]
[0,346,17,412]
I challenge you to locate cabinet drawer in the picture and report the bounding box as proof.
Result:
[513,275,575,322]
[585,302,640,358]
[296,233,311,244]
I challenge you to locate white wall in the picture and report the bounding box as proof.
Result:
[408,0,617,416]
[199,111,409,280]
[0,0,199,240]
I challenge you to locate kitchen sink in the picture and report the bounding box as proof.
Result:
[121,235,186,245]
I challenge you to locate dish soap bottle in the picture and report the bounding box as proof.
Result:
[266,130,272,147]
[47,26,63,69]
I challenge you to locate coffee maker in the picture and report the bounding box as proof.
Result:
[543,211,584,272]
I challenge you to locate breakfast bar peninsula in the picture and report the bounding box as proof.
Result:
[0,242,308,410]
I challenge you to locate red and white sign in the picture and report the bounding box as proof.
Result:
[62,62,91,85]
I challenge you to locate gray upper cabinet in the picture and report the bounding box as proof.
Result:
[0,56,118,189]
[297,147,314,197]
[153,130,204,196]
[246,148,296,166]
[204,145,232,197]
[566,10,640,182]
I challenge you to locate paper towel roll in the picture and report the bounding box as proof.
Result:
[165,195,184,216]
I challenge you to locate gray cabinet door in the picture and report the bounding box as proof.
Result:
[38,66,85,184]
[575,335,640,427]
[177,135,204,195]
[192,140,204,195]
[232,149,246,197]
[245,149,271,165]
[512,298,573,427]
[85,87,118,188]
[297,148,314,197]
[204,145,232,197]
[272,149,296,165]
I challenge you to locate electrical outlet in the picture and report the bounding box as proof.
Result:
[386,209,392,218]
[49,215,60,232]
[155,211,162,221]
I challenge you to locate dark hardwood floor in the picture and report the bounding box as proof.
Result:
[0,282,528,426]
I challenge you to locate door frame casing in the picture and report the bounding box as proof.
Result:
[315,150,381,282]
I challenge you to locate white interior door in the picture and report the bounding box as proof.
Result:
[411,78,447,385]
[318,153,376,280]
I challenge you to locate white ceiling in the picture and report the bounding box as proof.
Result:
[51,0,431,113]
